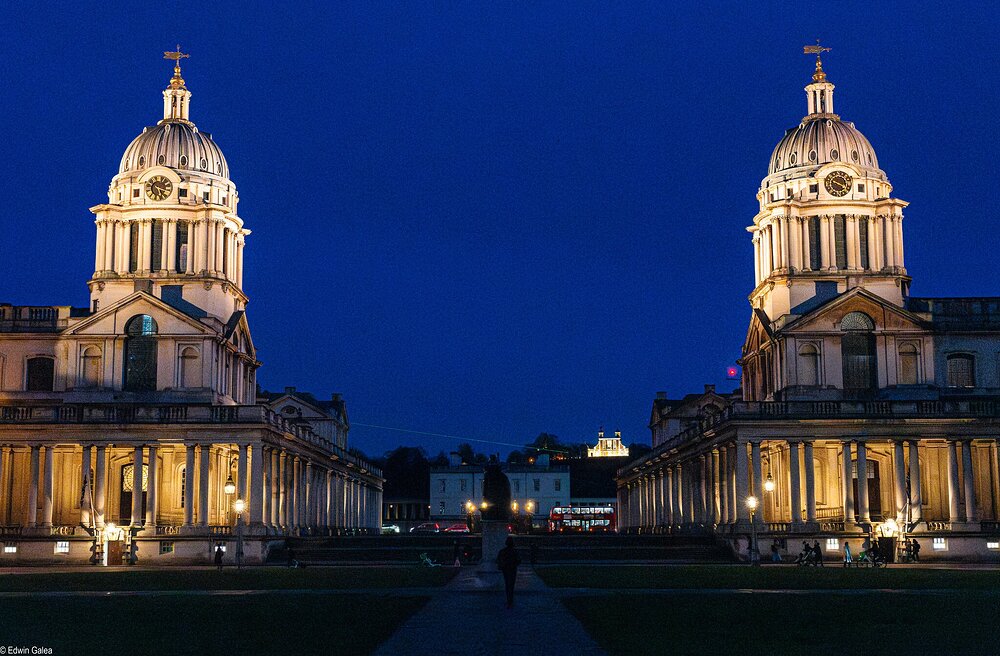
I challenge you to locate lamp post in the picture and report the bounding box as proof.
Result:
[233,498,246,570]
[746,495,759,566]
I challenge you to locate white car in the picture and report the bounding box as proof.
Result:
[381,524,401,535]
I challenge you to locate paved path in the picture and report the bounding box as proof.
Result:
[373,567,606,656]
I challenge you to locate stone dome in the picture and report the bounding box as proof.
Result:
[769,116,879,176]
[119,120,229,179]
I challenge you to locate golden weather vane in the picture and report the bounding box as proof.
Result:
[803,40,831,82]
[163,45,190,88]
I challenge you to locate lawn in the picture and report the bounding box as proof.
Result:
[537,564,1000,590]
[0,565,457,592]
[564,592,1000,655]
[1,593,426,656]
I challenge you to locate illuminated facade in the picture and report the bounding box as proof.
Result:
[0,52,382,564]
[587,429,630,458]
[617,52,1000,560]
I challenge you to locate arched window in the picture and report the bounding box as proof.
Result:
[946,354,976,388]
[124,315,158,392]
[798,344,821,386]
[841,312,876,397]
[81,346,102,387]
[26,357,54,391]
[178,347,200,388]
[898,344,919,385]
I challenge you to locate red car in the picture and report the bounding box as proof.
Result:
[442,523,470,533]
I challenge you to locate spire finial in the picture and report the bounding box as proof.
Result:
[803,40,831,83]
[163,45,190,89]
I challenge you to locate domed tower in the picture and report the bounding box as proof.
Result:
[88,48,249,323]
[749,47,909,326]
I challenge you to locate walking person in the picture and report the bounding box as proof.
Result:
[452,539,462,567]
[214,543,224,571]
[496,536,522,609]
[910,538,921,563]
[843,541,853,568]
[812,540,824,567]
[770,541,781,563]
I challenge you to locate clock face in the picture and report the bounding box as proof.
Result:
[144,175,172,201]
[824,171,853,197]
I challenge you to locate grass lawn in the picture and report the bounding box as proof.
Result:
[564,592,999,656]
[1,593,426,656]
[537,564,1000,590]
[0,566,457,592]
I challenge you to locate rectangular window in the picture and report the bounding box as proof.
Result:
[178,188,188,198]
[786,187,793,198]
[3,544,16,554]
[809,184,818,194]
[858,219,869,269]
[808,217,821,270]
[554,479,561,492]
[933,537,948,551]
[203,191,210,202]
[150,220,163,271]
[947,355,975,387]
[834,214,847,269]
[133,188,140,198]
[159,541,174,555]
[857,184,865,193]
[54,541,70,554]
[533,479,540,492]
[825,538,839,550]
[438,502,445,514]
[439,479,446,493]
[987,541,1000,550]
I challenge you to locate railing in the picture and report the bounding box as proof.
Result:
[816,507,844,520]
[209,525,233,536]
[766,522,790,532]
[155,525,180,536]
[50,525,77,536]
[926,521,952,531]
[0,526,23,536]
[981,521,1000,533]
[819,521,845,532]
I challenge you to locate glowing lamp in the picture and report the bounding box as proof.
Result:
[233,498,246,514]
[511,501,519,512]
[224,475,236,495]
[746,495,758,511]
[764,473,775,493]
[480,501,488,510]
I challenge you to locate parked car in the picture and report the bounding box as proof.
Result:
[442,523,470,533]
[381,524,401,535]
[409,522,441,534]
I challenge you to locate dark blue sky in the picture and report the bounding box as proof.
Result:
[2,2,998,459]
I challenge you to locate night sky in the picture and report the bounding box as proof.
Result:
[2,2,998,459]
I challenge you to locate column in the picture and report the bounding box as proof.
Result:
[674,464,684,524]
[250,442,265,525]
[131,445,143,526]
[185,221,196,274]
[750,441,763,498]
[789,217,802,271]
[895,214,905,268]
[698,455,708,523]
[856,441,870,522]
[237,238,245,288]
[198,444,210,527]
[158,221,170,272]
[893,441,907,522]
[184,444,195,526]
[103,221,115,272]
[710,449,721,525]
[962,441,977,523]
[685,466,696,524]
[261,447,271,528]
[325,470,333,530]
[819,215,831,269]
[95,445,107,528]
[718,447,729,524]
[789,441,802,525]
[270,449,280,527]
[842,441,855,524]
[237,443,249,502]
[865,218,878,270]
[664,468,674,526]
[81,445,92,527]
[291,457,301,529]
[947,440,961,522]
[94,221,106,272]
[845,216,858,270]
[800,217,811,270]
[908,441,923,522]
[804,442,817,522]
[26,446,39,527]
[140,220,152,272]
[165,220,177,272]
[827,216,837,269]
[735,442,750,521]
[728,444,738,523]
[752,236,761,286]
[42,445,54,528]
[145,445,158,527]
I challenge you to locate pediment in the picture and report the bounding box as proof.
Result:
[742,308,773,355]
[783,288,927,334]
[266,394,330,419]
[65,292,218,337]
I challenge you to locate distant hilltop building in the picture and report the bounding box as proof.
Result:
[587,429,630,458]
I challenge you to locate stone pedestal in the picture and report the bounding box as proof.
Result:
[478,520,509,573]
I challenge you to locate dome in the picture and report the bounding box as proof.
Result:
[119,121,229,179]
[769,117,880,176]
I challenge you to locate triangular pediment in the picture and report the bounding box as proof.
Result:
[782,288,928,334]
[742,308,774,356]
[65,292,219,336]
[266,394,331,419]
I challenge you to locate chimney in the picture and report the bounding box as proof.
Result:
[331,393,342,402]
[656,391,667,399]
[448,452,461,468]
[704,384,716,394]
[284,386,296,394]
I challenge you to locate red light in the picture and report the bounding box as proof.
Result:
[726,366,739,379]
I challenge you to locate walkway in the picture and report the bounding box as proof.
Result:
[373,566,606,656]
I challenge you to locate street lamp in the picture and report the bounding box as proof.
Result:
[763,472,775,493]
[233,498,246,570]
[224,474,236,496]
[746,495,759,566]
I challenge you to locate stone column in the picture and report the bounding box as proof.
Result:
[325,470,333,530]
[804,442,817,522]
[947,440,961,522]
[750,441,763,519]
[865,218,878,271]
[663,468,673,526]
[94,445,106,528]
[250,442,265,525]
[671,466,681,525]
[184,444,195,526]
[237,443,249,502]
[278,451,288,528]
[261,447,271,528]
[698,455,708,523]
[81,445,92,527]
[819,215,831,269]
[728,444,738,523]
[291,457,301,530]
[145,445,158,527]
[131,446,143,526]
[735,442,750,522]
[908,441,923,522]
[718,448,729,525]
[165,220,177,272]
[270,449,280,527]
[856,442,870,523]
[42,446,54,528]
[893,441,907,522]
[26,445,40,527]
[842,441,855,524]
[198,444,210,527]
[846,216,858,270]
[710,449,721,525]
[962,441,978,523]
[789,441,802,525]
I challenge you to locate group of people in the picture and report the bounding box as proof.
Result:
[789,540,825,566]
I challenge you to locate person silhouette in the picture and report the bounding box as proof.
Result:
[496,536,522,609]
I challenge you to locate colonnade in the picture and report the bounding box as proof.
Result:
[753,212,904,286]
[94,217,245,287]
[620,438,989,532]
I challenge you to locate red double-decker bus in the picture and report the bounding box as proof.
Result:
[548,506,616,533]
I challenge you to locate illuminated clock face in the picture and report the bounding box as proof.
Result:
[824,171,853,197]
[144,175,172,201]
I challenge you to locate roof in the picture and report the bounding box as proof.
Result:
[907,297,1000,330]
[259,387,348,422]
